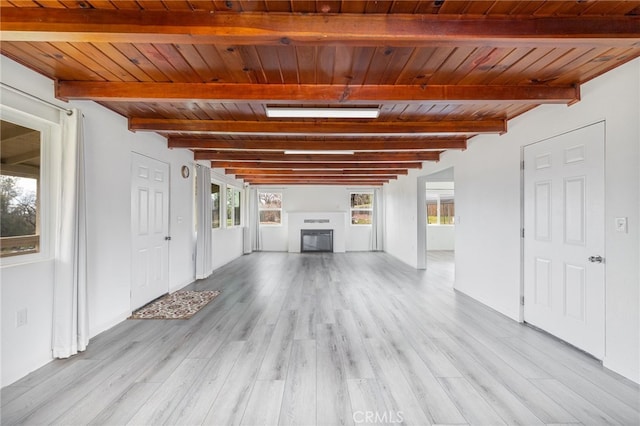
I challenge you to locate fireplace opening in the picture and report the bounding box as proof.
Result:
[301,229,333,253]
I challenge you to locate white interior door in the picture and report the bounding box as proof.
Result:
[131,153,170,310]
[524,122,605,359]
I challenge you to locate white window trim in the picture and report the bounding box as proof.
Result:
[350,191,374,227]
[426,190,455,226]
[225,185,242,228]
[211,181,222,229]
[0,105,61,267]
[258,191,283,227]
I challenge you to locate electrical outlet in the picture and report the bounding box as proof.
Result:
[16,308,28,327]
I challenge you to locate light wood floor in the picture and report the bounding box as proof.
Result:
[2,251,639,425]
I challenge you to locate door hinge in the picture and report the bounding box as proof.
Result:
[521,228,525,238]
[521,161,525,170]
[521,296,525,306]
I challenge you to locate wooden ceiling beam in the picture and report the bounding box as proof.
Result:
[2,9,639,47]
[57,82,580,104]
[3,149,41,165]
[247,181,386,186]
[210,161,423,169]
[131,118,506,135]
[225,168,409,176]
[237,173,398,179]
[169,137,467,151]
[242,175,395,181]
[195,151,440,162]
[245,178,389,185]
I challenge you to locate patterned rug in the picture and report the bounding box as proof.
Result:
[129,290,221,320]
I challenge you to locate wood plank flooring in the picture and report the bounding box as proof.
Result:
[2,251,639,425]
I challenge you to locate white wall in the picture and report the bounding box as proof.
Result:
[209,169,247,270]
[254,185,374,252]
[427,226,455,250]
[0,56,204,386]
[384,58,640,383]
[384,176,419,267]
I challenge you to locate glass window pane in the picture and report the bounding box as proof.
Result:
[351,193,373,209]
[260,210,281,225]
[211,183,220,228]
[351,210,372,225]
[426,200,438,224]
[226,187,233,226]
[1,120,41,257]
[441,200,455,224]
[259,192,282,209]
[234,190,241,226]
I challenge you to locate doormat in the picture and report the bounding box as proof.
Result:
[129,290,221,320]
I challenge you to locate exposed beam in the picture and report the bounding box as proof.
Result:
[2,9,639,47]
[243,175,392,181]
[57,82,580,105]
[3,149,40,165]
[131,118,506,135]
[248,181,386,186]
[195,151,440,162]
[237,174,398,180]
[225,169,409,176]
[210,161,423,169]
[170,137,467,151]
[245,178,389,185]
[0,164,40,179]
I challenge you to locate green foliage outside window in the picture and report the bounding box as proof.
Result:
[350,192,373,225]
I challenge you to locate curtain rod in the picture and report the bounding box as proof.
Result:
[1,82,73,116]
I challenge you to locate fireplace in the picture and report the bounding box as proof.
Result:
[288,212,346,253]
[300,229,333,253]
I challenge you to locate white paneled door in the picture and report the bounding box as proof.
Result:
[131,153,170,310]
[524,122,605,359]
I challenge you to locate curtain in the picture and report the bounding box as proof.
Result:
[371,188,384,251]
[52,109,89,358]
[248,188,261,252]
[195,165,213,279]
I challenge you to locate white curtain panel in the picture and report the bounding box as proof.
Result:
[371,188,384,251]
[249,188,261,251]
[195,165,213,279]
[52,109,89,358]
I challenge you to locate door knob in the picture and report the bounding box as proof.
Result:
[588,255,603,263]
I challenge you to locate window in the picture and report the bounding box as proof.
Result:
[426,189,455,225]
[259,192,282,225]
[1,120,41,257]
[211,183,220,228]
[226,186,241,227]
[350,192,373,225]
[440,195,455,225]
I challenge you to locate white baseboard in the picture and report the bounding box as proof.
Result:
[89,310,130,340]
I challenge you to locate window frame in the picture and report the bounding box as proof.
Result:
[425,189,455,226]
[211,182,221,229]
[350,191,374,226]
[258,191,283,226]
[226,185,242,228]
[0,106,58,265]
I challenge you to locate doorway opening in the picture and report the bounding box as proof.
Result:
[417,168,455,278]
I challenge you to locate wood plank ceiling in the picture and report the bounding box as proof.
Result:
[1,1,639,186]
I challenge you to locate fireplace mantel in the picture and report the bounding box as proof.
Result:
[287,211,347,253]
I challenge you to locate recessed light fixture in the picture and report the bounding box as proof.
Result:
[266,107,380,119]
[284,150,355,155]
